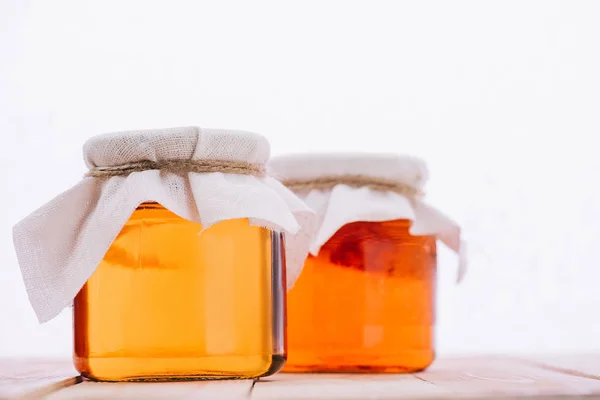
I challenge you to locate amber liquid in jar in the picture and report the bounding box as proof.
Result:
[285,219,436,373]
[74,203,286,381]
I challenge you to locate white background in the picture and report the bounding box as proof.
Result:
[1,0,599,357]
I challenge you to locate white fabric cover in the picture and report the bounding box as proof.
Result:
[269,153,466,281]
[13,127,316,323]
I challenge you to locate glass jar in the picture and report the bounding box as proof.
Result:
[74,203,287,381]
[285,219,436,373]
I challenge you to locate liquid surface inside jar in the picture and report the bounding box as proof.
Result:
[74,203,286,381]
[285,219,436,373]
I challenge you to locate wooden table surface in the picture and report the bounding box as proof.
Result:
[1,355,599,400]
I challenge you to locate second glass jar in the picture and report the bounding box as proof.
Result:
[285,219,436,373]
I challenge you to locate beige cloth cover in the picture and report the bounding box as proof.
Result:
[13,127,316,323]
[269,153,466,281]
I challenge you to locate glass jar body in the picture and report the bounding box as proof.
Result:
[285,219,436,373]
[74,203,287,381]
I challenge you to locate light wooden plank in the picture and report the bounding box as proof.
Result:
[0,358,80,400]
[45,379,253,400]
[251,373,445,400]
[518,354,600,380]
[416,356,600,398]
[252,357,600,400]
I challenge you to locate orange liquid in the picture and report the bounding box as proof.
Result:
[74,204,286,381]
[285,219,436,373]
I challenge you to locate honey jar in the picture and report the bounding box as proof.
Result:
[13,127,315,381]
[269,154,465,373]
